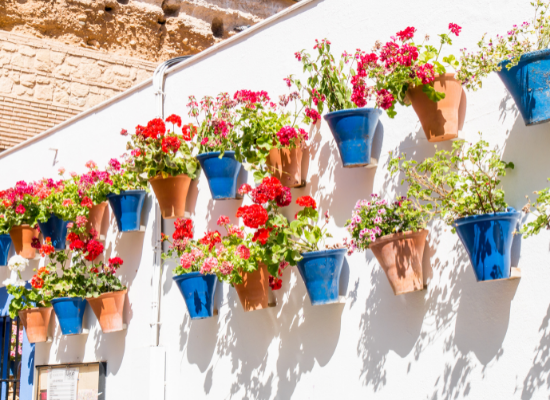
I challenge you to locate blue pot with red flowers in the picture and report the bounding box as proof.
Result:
[173,272,217,319]
[497,49,550,126]
[37,213,70,250]
[323,108,382,168]
[296,248,346,305]
[0,234,12,266]
[51,297,87,335]
[107,190,146,232]
[454,208,521,282]
[196,151,241,200]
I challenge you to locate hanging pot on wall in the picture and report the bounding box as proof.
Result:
[369,230,428,295]
[51,297,87,335]
[19,307,53,343]
[266,146,304,188]
[323,108,382,168]
[234,262,270,312]
[87,289,127,333]
[497,49,550,126]
[149,174,192,219]
[454,208,521,282]
[196,151,242,200]
[0,234,12,266]
[173,272,217,320]
[86,202,108,236]
[296,248,346,305]
[37,213,71,250]
[407,73,463,142]
[9,225,39,259]
[107,190,146,232]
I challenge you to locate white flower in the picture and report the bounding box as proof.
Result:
[8,255,28,272]
[3,271,25,287]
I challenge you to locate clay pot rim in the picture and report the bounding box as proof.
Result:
[86,289,127,301]
[10,224,34,230]
[149,173,192,183]
[323,107,383,121]
[18,306,53,314]
[300,247,347,258]
[369,229,429,248]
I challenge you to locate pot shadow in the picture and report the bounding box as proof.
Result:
[91,322,127,375]
[185,175,201,217]
[185,314,219,373]
[521,304,550,399]
[357,247,426,391]
[204,198,243,233]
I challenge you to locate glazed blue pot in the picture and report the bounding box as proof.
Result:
[37,213,70,250]
[51,297,87,335]
[196,151,241,199]
[454,209,521,282]
[0,234,12,266]
[173,272,217,320]
[296,248,347,305]
[323,108,382,168]
[497,49,550,125]
[107,190,146,232]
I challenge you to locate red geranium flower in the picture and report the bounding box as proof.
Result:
[449,23,462,36]
[85,239,104,261]
[396,26,416,41]
[161,136,181,154]
[238,184,252,195]
[108,257,124,269]
[252,228,270,245]
[199,231,222,250]
[81,196,93,208]
[182,124,197,141]
[173,218,193,240]
[296,196,317,210]
[30,275,44,289]
[165,114,182,128]
[236,205,268,229]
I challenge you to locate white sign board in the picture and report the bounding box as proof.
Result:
[47,367,79,400]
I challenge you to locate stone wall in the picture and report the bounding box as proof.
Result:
[0,30,157,150]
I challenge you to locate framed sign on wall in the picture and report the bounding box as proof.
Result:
[35,362,106,400]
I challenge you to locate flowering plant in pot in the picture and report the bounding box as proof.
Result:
[1,181,40,259]
[458,1,550,125]
[236,90,309,187]
[389,135,519,282]
[236,177,297,294]
[345,195,429,295]
[35,177,88,250]
[289,39,382,167]
[86,256,127,333]
[124,114,198,218]
[188,93,242,199]
[362,24,464,141]
[289,196,346,305]
[162,218,220,319]
[3,255,54,343]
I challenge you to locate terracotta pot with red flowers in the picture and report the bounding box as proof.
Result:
[234,263,270,311]
[123,115,198,218]
[9,225,39,259]
[348,24,466,143]
[87,257,127,333]
[346,195,429,295]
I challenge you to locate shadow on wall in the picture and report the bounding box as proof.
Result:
[522,304,550,400]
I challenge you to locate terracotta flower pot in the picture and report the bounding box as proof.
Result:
[9,225,39,259]
[234,263,269,312]
[407,73,463,142]
[18,307,53,343]
[149,174,191,219]
[86,202,108,236]
[266,147,303,188]
[369,230,428,295]
[87,289,127,333]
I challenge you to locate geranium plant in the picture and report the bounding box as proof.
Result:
[124,114,199,183]
[389,135,514,230]
[345,194,428,254]
[88,257,126,296]
[458,0,550,90]
[187,93,238,154]
[236,177,297,289]
[290,196,341,253]
[520,179,550,237]
[1,181,40,231]
[236,90,309,182]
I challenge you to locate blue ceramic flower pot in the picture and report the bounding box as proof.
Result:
[37,213,70,250]
[454,209,521,282]
[323,108,382,168]
[51,297,87,335]
[196,151,241,200]
[173,272,217,320]
[0,234,12,266]
[296,248,347,305]
[107,190,146,232]
[497,49,550,125]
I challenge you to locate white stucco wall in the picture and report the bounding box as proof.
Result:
[0,0,549,398]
